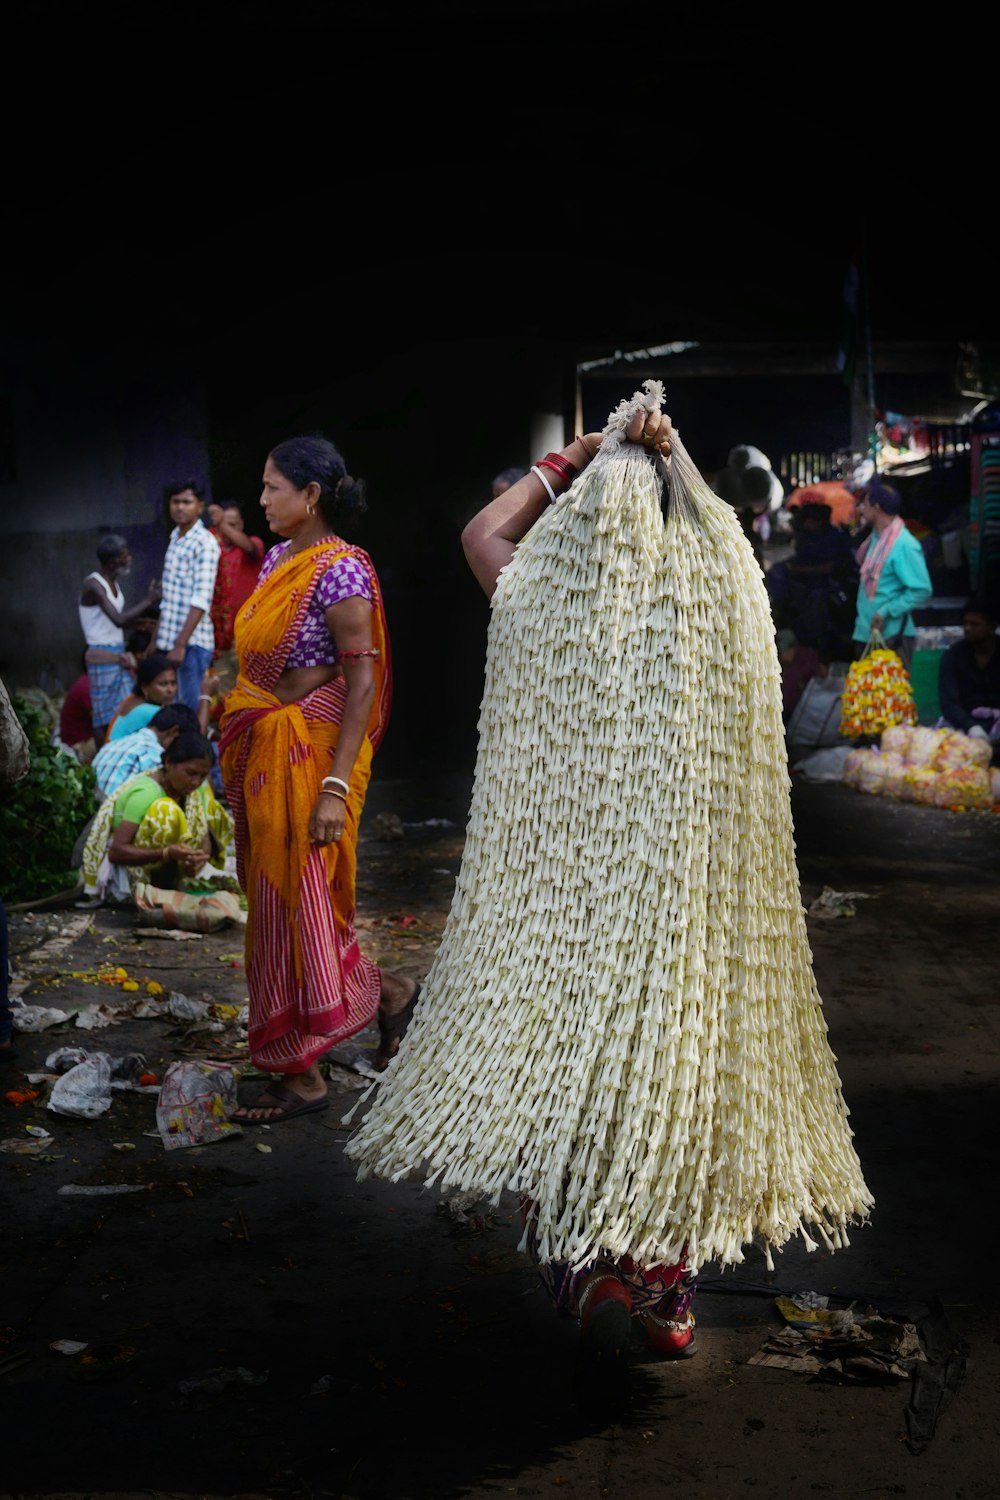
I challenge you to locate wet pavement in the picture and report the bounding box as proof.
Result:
[1,774,999,1500]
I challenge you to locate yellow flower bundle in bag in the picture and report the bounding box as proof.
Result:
[839,640,917,738]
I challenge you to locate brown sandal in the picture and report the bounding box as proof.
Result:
[232,1080,329,1125]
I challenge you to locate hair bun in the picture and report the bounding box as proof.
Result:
[337,474,368,520]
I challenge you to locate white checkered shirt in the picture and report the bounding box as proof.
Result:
[156,519,220,652]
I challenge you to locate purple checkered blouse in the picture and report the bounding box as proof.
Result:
[257,542,373,668]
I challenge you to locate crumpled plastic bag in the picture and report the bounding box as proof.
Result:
[177,1364,268,1395]
[166,992,212,1021]
[48,1054,113,1119]
[73,1004,120,1031]
[46,1046,91,1072]
[155,1060,243,1150]
[808,887,874,920]
[46,1047,149,1091]
[12,1003,69,1033]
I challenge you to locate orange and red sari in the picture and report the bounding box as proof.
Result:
[218,540,391,1074]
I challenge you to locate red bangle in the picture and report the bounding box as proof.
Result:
[538,452,577,484]
[536,459,568,486]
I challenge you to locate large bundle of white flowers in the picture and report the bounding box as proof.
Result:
[347,381,873,1273]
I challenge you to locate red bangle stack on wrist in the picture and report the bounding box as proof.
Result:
[536,451,578,486]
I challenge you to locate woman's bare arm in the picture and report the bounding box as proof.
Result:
[461,413,671,600]
[308,595,376,847]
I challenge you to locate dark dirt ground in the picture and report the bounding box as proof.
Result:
[1,774,999,1500]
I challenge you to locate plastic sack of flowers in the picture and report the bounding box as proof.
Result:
[347,381,873,1273]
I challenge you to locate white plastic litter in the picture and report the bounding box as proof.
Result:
[166,993,212,1021]
[177,1366,268,1395]
[792,745,853,781]
[12,1004,69,1033]
[58,1183,148,1197]
[46,1047,90,1072]
[808,888,874,920]
[73,1004,120,1031]
[48,1054,113,1119]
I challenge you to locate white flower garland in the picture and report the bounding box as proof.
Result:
[347,382,873,1273]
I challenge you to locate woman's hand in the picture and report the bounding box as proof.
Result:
[309,790,346,847]
[568,432,604,467]
[625,408,672,457]
[200,667,221,699]
[167,842,207,872]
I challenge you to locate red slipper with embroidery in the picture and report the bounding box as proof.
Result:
[639,1307,697,1358]
[573,1272,633,1414]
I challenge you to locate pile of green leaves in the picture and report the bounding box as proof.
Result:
[0,696,97,902]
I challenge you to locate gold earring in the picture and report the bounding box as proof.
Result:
[306,503,316,517]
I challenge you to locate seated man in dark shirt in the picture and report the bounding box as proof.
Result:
[938,595,1000,756]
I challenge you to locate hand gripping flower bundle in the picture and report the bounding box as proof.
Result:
[347,382,872,1274]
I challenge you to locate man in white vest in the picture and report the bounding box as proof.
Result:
[78,534,161,745]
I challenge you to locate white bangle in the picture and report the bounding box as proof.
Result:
[530,465,558,505]
[322,775,350,797]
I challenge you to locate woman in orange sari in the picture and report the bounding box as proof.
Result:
[220,435,420,1124]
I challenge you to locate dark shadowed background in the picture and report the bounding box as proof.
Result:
[2,18,995,773]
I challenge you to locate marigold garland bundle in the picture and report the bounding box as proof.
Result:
[347,382,873,1272]
[839,647,917,739]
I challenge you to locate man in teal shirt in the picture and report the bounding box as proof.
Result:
[852,482,933,668]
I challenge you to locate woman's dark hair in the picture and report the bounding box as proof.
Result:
[137,652,176,693]
[163,730,213,764]
[150,703,198,733]
[269,433,367,532]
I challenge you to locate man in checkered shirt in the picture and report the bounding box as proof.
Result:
[157,480,221,710]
